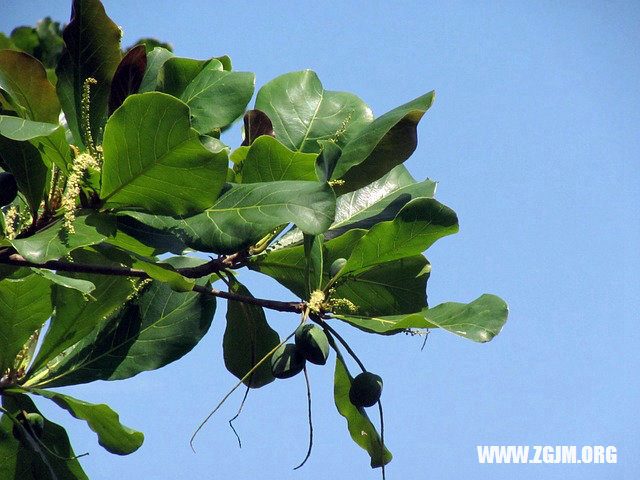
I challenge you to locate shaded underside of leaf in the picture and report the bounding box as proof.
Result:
[0,274,52,372]
[31,389,144,455]
[0,393,88,480]
[223,282,280,388]
[29,277,216,388]
[56,0,122,146]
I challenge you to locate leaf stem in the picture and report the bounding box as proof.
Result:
[312,314,366,372]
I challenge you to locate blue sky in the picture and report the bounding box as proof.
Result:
[2,1,639,479]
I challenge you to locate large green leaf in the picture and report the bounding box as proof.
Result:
[223,281,280,388]
[28,274,216,388]
[250,231,430,316]
[123,180,336,254]
[274,164,437,248]
[100,92,229,215]
[0,50,60,122]
[0,135,48,213]
[333,352,391,468]
[332,91,435,194]
[333,294,509,342]
[0,394,88,480]
[56,0,122,146]
[180,61,255,133]
[138,47,172,93]
[329,165,437,238]
[156,56,210,98]
[255,70,373,153]
[30,389,144,455]
[0,117,58,141]
[340,197,458,276]
[0,275,52,372]
[239,135,318,183]
[27,249,135,377]
[10,212,116,263]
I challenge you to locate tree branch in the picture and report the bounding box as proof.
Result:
[0,253,304,314]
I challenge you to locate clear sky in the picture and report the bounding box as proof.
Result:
[2,1,639,479]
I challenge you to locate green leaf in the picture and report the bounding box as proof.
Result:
[29,269,95,295]
[56,0,122,146]
[0,50,60,122]
[223,281,280,388]
[332,91,435,194]
[124,180,336,255]
[156,56,211,97]
[0,136,48,213]
[10,27,39,55]
[340,197,458,276]
[304,233,324,295]
[240,109,274,146]
[250,232,430,316]
[28,274,216,388]
[138,47,172,93]
[108,214,187,256]
[30,126,73,175]
[0,117,59,141]
[30,389,144,455]
[108,44,147,115]
[329,165,437,239]
[239,135,318,183]
[0,393,88,480]
[333,294,509,342]
[255,70,374,153]
[333,352,391,468]
[180,61,255,133]
[315,139,341,183]
[0,274,52,372]
[32,18,65,70]
[26,249,135,377]
[125,253,194,292]
[100,92,229,215]
[274,164,437,248]
[10,212,116,264]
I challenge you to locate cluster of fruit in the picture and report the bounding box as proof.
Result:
[271,324,383,408]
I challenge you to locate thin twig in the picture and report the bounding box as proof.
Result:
[0,253,305,314]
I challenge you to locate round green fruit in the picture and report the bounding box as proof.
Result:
[12,412,45,440]
[349,372,383,408]
[295,324,329,365]
[0,172,18,206]
[271,344,305,379]
[329,257,347,278]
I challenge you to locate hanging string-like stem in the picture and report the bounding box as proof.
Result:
[293,365,314,470]
[190,308,311,451]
